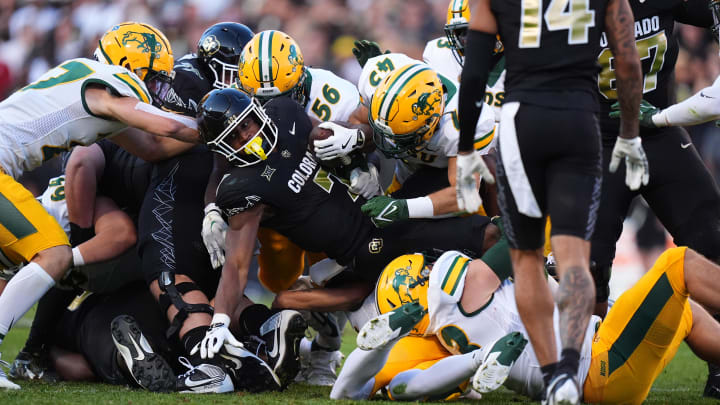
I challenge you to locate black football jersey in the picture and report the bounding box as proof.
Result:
[161,54,214,117]
[596,0,712,140]
[491,0,607,109]
[216,97,374,265]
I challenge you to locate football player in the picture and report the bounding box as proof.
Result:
[339,246,720,404]
[232,29,363,385]
[0,21,202,390]
[423,0,505,122]
[455,0,646,402]
[597,0,720,398]
[316,51,496,228]
[194,88,500,368]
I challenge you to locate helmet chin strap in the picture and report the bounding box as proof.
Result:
[243,136,268,160]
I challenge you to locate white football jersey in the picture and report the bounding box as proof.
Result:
[426,251,599,400]
[0,58,151,179]
[39,175,70,235]
[423,38,506,123]
[305,67,360,122]
[358,53,495,185]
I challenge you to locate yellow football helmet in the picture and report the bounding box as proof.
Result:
[375,254,431,336]
[236,30,308,105]
[369,64,444,158]
[96,22,174,105]
[445,0,503,64]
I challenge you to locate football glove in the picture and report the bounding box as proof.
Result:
[349,164,381,199]
[609,136,650,191]
[361,196,409,228]
[313,122,365,161]
[456,151,494,213]
[609,100,659,128]
[201,203,227,269]
[191,313,243,359]
[352,40,390,68]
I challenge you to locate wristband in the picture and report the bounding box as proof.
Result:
[211,313,231,327]
[72,247,85,267]
[406,196,435,218]
[204,202,221,215]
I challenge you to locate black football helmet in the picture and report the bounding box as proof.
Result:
[198,88,278,167]
[197,22,254,89]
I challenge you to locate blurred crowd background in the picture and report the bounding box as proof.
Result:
[0,0,718,276]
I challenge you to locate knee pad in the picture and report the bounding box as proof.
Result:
[157,271,214,340]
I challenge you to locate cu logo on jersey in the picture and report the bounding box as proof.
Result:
[122,31,162,54]
[368,238,383,254]
[200,35,220,56]
[411,89,441,117]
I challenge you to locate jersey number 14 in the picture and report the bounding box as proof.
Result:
[519,0,595,48]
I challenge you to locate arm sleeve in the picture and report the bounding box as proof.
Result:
[653,75,720,126]
[673,0,713,27]
[216,173,264,217]
[458,30,498,153]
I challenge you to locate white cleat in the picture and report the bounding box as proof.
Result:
[472,332,527,393]
[356,301,426,351]
[542,372,581,405]
[0,355,20,390]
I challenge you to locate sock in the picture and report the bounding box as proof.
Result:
[238,304,273,336]
[330,339,395,400]
[0,262,55,342]
[315,311,346,351]
[541,362,558,387]
[181,325,209,365]
[556,348,580,376]
[480,232,512,281]
[389,350,484,400]
[23,287,76,353]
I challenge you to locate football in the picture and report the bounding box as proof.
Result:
[309,124,352,168]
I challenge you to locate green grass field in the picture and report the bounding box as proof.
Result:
[0,310,717,405]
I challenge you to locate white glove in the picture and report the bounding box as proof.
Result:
[313,122,364,161]
[349,164,382,199]
[455,151,495,213]
[609,137,649,191]
[201,203,227,269]
[190,313,243,359]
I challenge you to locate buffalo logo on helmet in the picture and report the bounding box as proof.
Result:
[287,45,302,67]
[412,89,442,117]
[200,34,221,56]
[121,31,162,54]
[390,262,430,304]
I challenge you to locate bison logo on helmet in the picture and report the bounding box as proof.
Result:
[412,89,442,117]
[201,35,220,56]
[288,45,302,66]
[391,261,429,305]
[122,31,162,54]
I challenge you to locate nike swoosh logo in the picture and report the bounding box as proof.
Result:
[289,122,296,135]
[700,92,716,99]
[219,353,242,370]
[376,203,398,222]
[341,137,352,149]
[681,143,692,149]
[267,328,280,359]
[128,335,146,361]
[184,375,222,387]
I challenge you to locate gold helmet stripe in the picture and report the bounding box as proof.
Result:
[378,64,431,124]
[259,31,274,88]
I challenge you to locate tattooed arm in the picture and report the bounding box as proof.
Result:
[605,0,642,140]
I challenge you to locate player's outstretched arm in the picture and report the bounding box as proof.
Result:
[110,128,195,162]
[65,145,105,232]
[194,205,263,359]
[83,86,199,143]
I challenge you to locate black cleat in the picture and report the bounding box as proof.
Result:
[176,357,234,393]
[111,315,175,392]
[259,310,307,387]
[217,343,281,392]
[704,363,720,399]
[9,350,57,382]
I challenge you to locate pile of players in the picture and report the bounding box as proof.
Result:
[2,0,720,403]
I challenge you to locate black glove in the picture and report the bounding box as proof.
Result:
[352,40,390,67]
